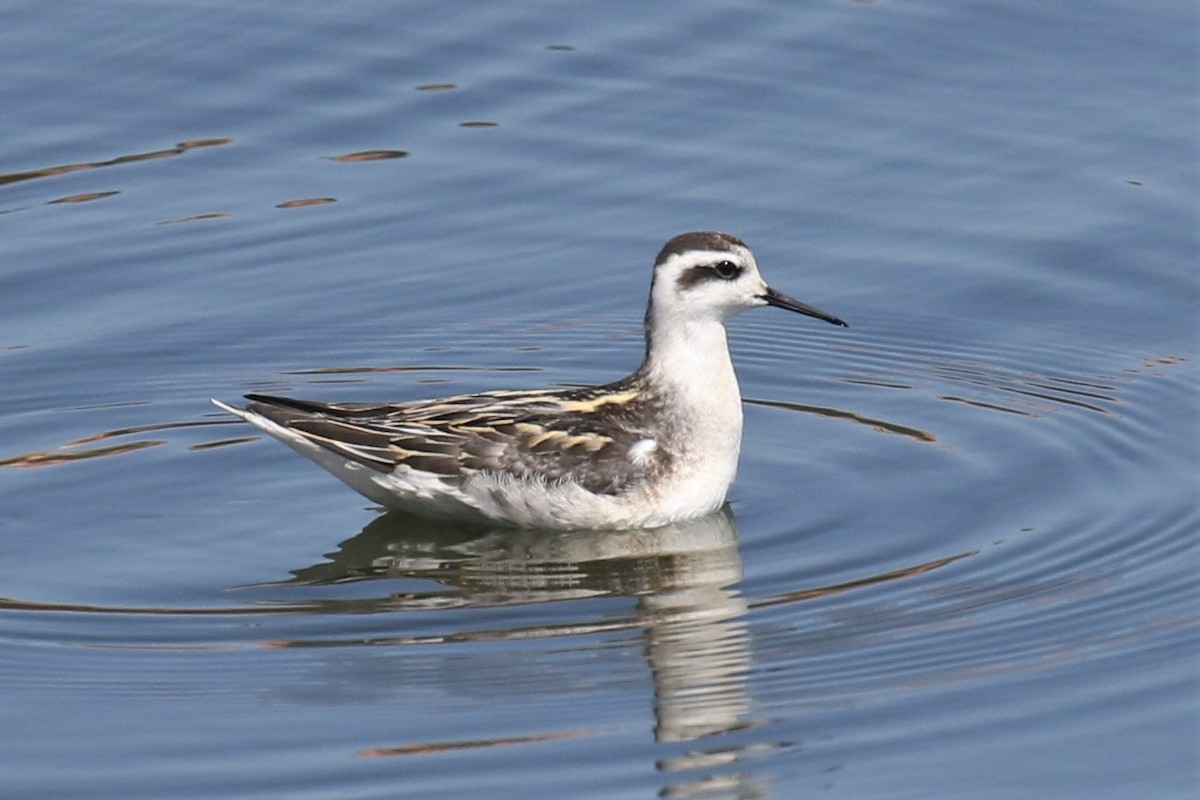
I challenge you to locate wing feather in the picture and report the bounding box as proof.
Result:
[243,383,665,495]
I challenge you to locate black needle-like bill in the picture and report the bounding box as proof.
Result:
[762,287,848,327]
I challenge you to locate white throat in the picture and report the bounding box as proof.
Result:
[640,301,745,459]
[643,313,739,407]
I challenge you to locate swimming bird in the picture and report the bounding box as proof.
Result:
[212,231,846,529]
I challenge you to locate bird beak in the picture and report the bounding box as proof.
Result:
[761,286,848,327]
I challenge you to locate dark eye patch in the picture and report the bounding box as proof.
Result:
[676,261,743,290]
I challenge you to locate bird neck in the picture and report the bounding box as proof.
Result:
[638,309,742,415]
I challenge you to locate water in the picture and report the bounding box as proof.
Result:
[2,1,1196,797]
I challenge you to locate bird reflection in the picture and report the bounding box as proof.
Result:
[284,507,756,741]
[275,508,783,798]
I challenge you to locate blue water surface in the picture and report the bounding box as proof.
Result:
[1,1,1196,798]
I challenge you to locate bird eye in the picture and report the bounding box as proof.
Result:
[713,260,741,279]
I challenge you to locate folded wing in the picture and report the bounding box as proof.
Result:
[242,385,662,495]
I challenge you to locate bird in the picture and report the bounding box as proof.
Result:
[212,231,846,530]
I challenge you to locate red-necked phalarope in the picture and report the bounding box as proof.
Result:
[213,231,846,529]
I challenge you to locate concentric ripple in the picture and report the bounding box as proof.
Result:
[1,312,1194,799]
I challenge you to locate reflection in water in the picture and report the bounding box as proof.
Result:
[826,340,1135,418]
[283,507,764,798]
[288,509,754,742]
[746,397,938,443]
[275,197,337,209]
[48,191,121,204]
[288,506,739,600]
[0,418,237,468]
[329,150,408,162]
[361,728,593,758]
[0,138,232,189]
[643,583,751,743]
[280,364,541,376]
[742,344,1190,459]
[0,438,166,468]
[157,211,232,225]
